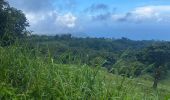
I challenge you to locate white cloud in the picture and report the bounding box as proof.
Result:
[26,12,46,25]
[112,5,170,22]
[25,11,77,29]
[132,6,157,19]
[132,5,170,21]
[56,12,77,28]
[148,5,170,12]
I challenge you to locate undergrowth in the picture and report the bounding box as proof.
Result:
[0,44,170,100]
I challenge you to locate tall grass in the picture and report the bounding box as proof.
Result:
[0,44,170,99]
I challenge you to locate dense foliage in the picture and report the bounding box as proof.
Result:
[0,0,29,45]
[0,44,170,99]
[0,0,170,99]
[28,35,170,77]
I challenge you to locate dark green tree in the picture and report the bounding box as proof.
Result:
[0,0,29,45]
[136,43,170,89]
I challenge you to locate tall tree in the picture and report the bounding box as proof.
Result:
[136,43,170,89]
[0,0,29,45]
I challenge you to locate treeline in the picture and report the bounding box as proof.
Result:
[28,34,170,76]
[27,34,170,88]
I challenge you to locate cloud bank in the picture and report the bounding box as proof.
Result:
[6,0,170,40]
[112,5,170,23]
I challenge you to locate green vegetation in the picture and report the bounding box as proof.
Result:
[30,35,170,80]
[0,0,170,99]
[0,0,29,46]
[0,44,170,99]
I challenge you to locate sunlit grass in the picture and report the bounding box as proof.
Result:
[0,45,170,99]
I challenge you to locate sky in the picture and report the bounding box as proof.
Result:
[7,0,170,40]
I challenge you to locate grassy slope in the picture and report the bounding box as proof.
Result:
[0,45,170,100]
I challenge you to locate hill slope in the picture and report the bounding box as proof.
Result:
[0,45,170,100]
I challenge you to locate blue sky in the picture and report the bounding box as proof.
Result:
[7,0,170,40]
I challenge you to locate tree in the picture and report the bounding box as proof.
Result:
[0,0,9,8]
[60,34,72,40]
[0,0,29,45]
[136,43,170,89]
[102,56,116,71]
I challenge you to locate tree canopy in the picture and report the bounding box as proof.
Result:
[0,0,29,45]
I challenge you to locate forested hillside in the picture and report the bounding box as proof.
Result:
[0,0,170,99]
[29,35,170,79]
